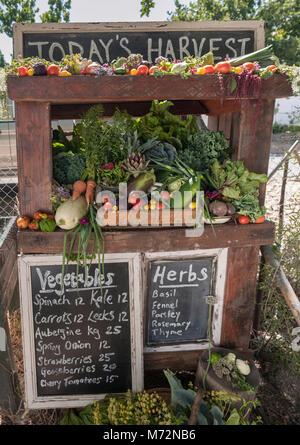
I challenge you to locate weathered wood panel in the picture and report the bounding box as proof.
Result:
[17,221,275,254]
[15,101,52,216]
[230,98,275,204]
[7,74,293,104]
[221,246,260,349]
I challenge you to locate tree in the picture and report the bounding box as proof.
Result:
[0,0,38,37]
[140,0,300,65]
[40,0,71,23]
[0,48,5,66]
[0,0,71,38]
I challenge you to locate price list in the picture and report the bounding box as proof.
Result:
[30,262,132,396]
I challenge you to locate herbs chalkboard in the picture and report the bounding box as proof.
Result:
[146,257,217,347]
[18,254,143,408]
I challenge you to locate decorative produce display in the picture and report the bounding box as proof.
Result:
[209,352,255,393]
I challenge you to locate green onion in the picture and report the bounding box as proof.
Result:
[229,45,274,67]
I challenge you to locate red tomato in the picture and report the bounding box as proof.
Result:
[149,66,159,75]
[157,202,166,210]
[267,65,277,73]
[214,61,232,74]
[47,214,55,220]
[255,216,266,224]
[243,62,255,72]
[47,64,60,76]
[238,215,250,224]
[28,220,39,231]
[101,195,110,204]
[103,202,113,211]
[136,65,149,75]
[85,62,100,75]
[17,66,28,77]
[203,65,216,74]
[128,193,140,205]
[17,216,30,229]
[160,65,169,72]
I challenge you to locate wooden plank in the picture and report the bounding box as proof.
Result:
[17,221,275,254]
[221,246,260,349]
[7,74,293,104]
[230,98,275,204]
[144,350,201,371]
[13,20,265,60]
[51,100,208,120]
[15,101,52,216]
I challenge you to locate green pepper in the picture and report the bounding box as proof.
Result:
[170,173,202,209]
[39,218,56,232]
[114,67,127,75]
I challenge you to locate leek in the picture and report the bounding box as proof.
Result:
[229,45,276,67]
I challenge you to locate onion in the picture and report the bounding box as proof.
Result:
[209,200,228,217]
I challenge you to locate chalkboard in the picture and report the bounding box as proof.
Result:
[13,22,264,63]
[22,30,254,63]
[18,254,143,408]
[146,256,217,347]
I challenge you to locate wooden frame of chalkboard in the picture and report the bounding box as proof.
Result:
[13,21,265,62]
[143,248,227,353]
[18,253,143,409]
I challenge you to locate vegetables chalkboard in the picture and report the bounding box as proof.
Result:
[18,254,143,408]
[146,257,217,346]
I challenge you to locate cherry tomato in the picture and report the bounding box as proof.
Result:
[160,191,170,201]
[196,67,206,75]
[27,68,34,76]
[47,214,55,220]
[214,61,232,74]
[243,62,255,72]
[149,66,159,75]
[157,201,166,210]
[136,65,149,75]
[130,69,138,75]
[128,193,140,205]
[18,66,28,77]
[267,65,277,73]
[47,64,60,76]
[238,215,250,224]
[17,216,30,229]
[255,216,266,224]
[203,65,216,74]
[85,62,100,75]
[160,65,169,72]
[28,220,39,231]
[103,202,113,211]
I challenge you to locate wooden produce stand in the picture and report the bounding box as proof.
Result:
[7,72,293,408]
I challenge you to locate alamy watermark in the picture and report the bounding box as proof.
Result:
[95,183,204,237]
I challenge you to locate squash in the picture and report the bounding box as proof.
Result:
[55,195,88,230]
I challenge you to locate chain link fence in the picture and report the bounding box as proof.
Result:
[0,118,18,217]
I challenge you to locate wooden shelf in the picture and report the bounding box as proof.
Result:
[7,73,293,104]
[17,221,275,254]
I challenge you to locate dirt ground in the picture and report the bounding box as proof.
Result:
[1,131,300,426]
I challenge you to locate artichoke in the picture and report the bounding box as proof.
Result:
[123,153,150,177]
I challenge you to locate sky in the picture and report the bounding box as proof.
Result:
[0,0,191,62]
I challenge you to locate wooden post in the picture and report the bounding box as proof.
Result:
[15,101,52,217]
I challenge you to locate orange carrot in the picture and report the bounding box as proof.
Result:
[72,180,87,201]
[85,180,96,204]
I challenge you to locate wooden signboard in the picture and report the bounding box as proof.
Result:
[13,21,265,63]
[18,253,143,409]
[144,249,227,353]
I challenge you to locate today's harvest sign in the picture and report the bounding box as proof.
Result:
[13,21,265,63]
